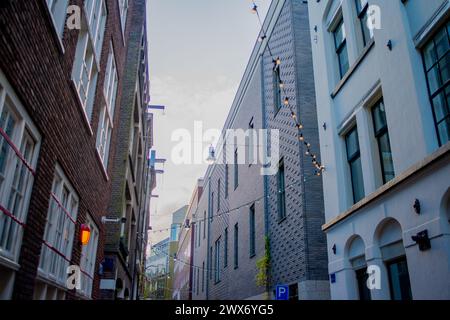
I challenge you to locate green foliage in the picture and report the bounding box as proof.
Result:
[255,236,271,287]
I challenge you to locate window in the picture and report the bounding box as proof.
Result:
[210,192,214,221]
[224,228,228,267]
[118,0,129,35]
[289,283,299,301]
[422,22,450,145]
[355,267,371,300]
[202,261,205,292]
[273,66,282,114]
[387,257,412,300]
[355,0,373,47]
[247,117,255,165]
[234,148,238,190]
[214,237,221,283]
[233,223,239,269]
[277,159,286,220]
[203,211,206,239]
[96,106,112,168]
[196,268,200,295]
[371,99,394,183]
[46,0,69,40]
[346,126,365,203]
[249,204,256,257]
[225,164,229,198]
[72,0,107,121]
[79,215,99,298]
[0,72,40,264]
[104,42,119,118]
[39,165,79,287]
[209,246,213,280]
[333,17,349,79]
[217,179,220,212]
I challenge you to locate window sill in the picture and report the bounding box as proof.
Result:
[249,253,256,259]
[95,149,110,181]
[331,39,375,99]
[69,79,94,136]
[0,254,20,271]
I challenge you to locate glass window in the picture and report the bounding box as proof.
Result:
[217,179,220,212]
[273,66,282,114]
[346,127,365,203]
[214,237,221,283]
[234,148,238,190]
[118,0,129,35]
[387,257,412,300]
[46,0,70,39]
[334,18,349,78]
[249,204,256,257]
[79,215,99,298]
[234,223,238,269]
[0,76,40,264]
[224,228,228,267]
[355,0,373,47]
[422,22,450,145]
[372,99,395,183]
[39,165,79,286]
[355,267,371,300]
[277,159,286,220]
[224,163,229,198]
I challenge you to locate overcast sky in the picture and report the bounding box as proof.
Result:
[146,0,270,246]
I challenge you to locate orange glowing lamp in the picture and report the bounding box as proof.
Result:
[80,224,91,246]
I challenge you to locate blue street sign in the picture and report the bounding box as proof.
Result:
[275,285,289,300]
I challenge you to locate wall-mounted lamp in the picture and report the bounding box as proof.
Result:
[411,230,431,251]
[332,244,337,255]
[413,199,421,214]
[387,40,393,51]
[80,224,91,246]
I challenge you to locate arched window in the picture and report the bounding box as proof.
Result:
[376,219,412,300]
[347,236,370,300]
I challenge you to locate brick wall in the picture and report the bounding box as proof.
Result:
[0,0,133,299]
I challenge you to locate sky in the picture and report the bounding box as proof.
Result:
[146,0,271,246]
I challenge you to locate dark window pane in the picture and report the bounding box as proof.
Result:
[378,133,395,182]
[355,268,371,300]
[345,127,360,160]
[350,157,365,203]
[437,117,450,144]
[334,20,346,47]
[338,45,349,76]
[423,41,437,71]
[434,28,449,59]
[439,52,449,84]
[432,91,449,122]
[427,64,442,94]
[372,101,387,133]
[388,258,412,300]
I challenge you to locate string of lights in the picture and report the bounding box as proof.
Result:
[251,1,325,176]
[147,178,304,234]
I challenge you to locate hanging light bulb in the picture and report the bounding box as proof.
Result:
[291,112,297,119]
[206,145,216,164]
[284,97,289,106]
[251,4,258,13]
[299,134,304,141]
[258,35,267,42]
[305,149,310,155]
[276,57,281,65]
[279,80,284,89]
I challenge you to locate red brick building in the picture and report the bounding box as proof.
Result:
[0,0,150,300]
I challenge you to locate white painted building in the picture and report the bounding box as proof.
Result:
[308,0,450,299]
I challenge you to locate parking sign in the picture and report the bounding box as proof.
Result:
[275,285,289,300]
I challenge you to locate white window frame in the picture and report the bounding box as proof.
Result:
[0,70,41,265]
[38,165,79,287]
[104,42,119,119]
[118,0,129,38]
[96,105,113,169]
[45,0,69,41]
[72,0,107,123]
[79,214,99,298]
